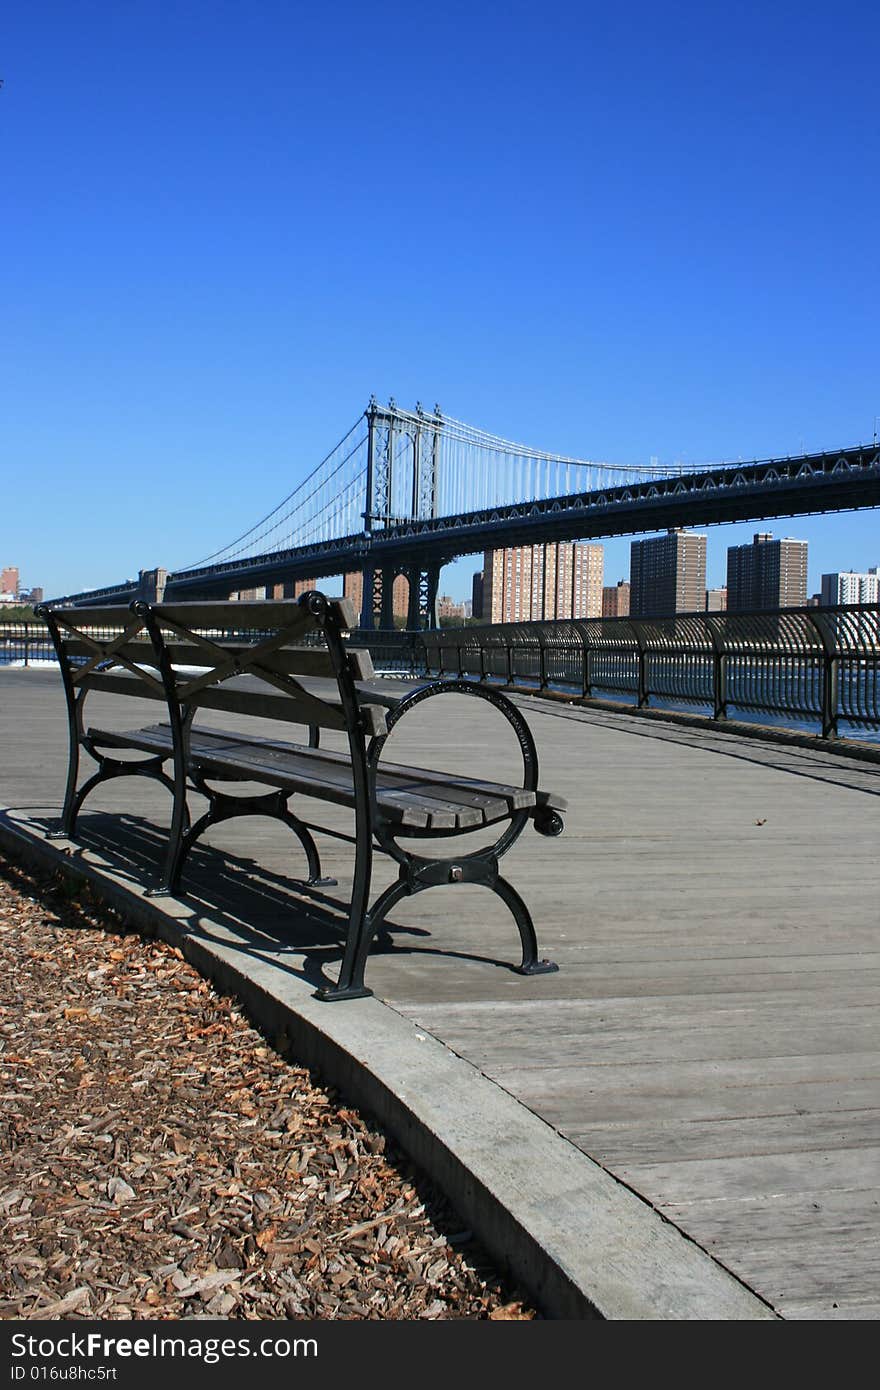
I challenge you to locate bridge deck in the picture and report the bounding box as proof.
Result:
[1,668,878,1319]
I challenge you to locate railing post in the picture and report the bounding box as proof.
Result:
[822,653,840,739]
[24,622,30,668]
[579,625,592,697]
[632,622,649,708]
[538,630,548,692]
[705,616,727,721]
[714,649,728,721]
[808,611,839,739]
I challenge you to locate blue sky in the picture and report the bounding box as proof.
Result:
[2,1,878,601]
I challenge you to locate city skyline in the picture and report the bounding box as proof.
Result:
[464,529,877,619]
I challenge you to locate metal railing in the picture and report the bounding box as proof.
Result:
[415,604,880,740]
[346,628,424,674]
[0,622,58,667]
[13,605,880,741]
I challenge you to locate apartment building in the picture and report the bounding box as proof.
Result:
[727,533,808,611]
[602,580,630,618]
[819,570,880,605]
[482,542,604,623]
[629,530,707,617]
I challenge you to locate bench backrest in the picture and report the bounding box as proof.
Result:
[38,593,389,739]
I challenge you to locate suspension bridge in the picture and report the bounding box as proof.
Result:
[57,398,880,625]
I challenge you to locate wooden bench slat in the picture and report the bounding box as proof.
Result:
[184,724,564,813]
[189,677,387,737]
[79,670,388,737]
[48,605,141,628]
[152,596,355,632]
[151,724,538,816]
[105,726,443,828]
[62,640,375,683]
[87,723,525,831]
[80,671,164,700]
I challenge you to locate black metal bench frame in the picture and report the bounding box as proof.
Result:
[38,592,565,1001]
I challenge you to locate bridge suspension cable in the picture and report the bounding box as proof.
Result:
[178,398,716,574]
[391,406,701,521]
[179,415,368,571]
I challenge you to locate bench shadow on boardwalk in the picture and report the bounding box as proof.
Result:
[46,811,528,999]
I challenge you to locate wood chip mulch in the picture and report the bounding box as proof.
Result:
[0,855,537,1321]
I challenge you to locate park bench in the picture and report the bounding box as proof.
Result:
[37,593,566,1001]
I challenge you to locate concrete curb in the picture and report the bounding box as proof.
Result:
[0,809,779,1321]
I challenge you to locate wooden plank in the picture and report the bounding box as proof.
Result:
[62,639,373,682]
[334,596,358,630]
[220,738,529,817]
[88,726,174,754]
[614,1145,880,1205]
[81,671,164,701]
[153,595,353,631]
[568,1107,880,1166]
[191,675,388,736]
[187,744,459,828]
[405,1009,880,1068]
[79,669,389,735]
[81,668,355,729]
[189,740,491,830]
[47,605,137,627]
[85,723,370,815]
[62,638,156,661]
[149,723,536,823]
[509,1066,880,1129]
[87,721,511,830]
[187,725,543,814]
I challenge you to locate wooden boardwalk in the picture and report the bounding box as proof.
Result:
[1,667,878,1319]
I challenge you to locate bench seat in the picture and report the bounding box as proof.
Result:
[88,723,565,832]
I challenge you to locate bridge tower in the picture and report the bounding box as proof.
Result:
[360,398,442,630]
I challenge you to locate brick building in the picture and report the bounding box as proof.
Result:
[629,530,707,617]
[482,542,604,624]
[726,533,808,611]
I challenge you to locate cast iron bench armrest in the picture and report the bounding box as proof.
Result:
[367,678,566,837]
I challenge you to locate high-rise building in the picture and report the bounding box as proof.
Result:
[705,587,727,612]
[819,570,880,605]
[629,530,707,617]
[1,566,19,597]
[726,533,808,611]
[482,543,604,624]
[472,571,484,620]
[602,580,631,618]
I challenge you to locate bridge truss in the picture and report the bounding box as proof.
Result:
[52,399,880,623]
